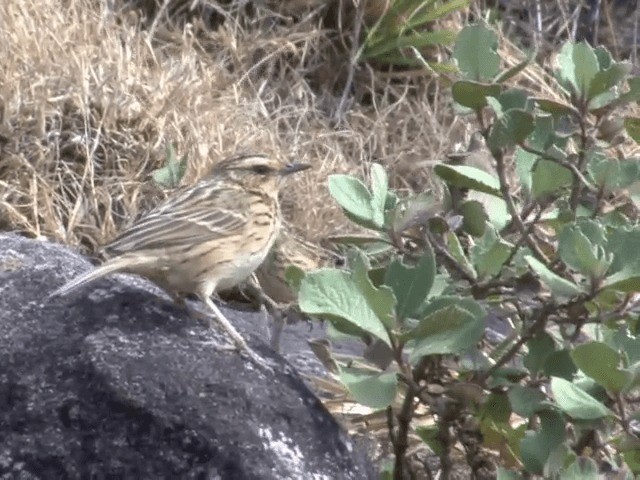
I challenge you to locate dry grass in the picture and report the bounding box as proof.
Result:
[0,0,461,255]
[1,1,638,251]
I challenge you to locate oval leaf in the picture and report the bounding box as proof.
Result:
[328,175,376,226]
[551,377,614,419]
[525,256,582,299]
[571,342,631,393]
[454,24,500,81]
[299,262,394,346]
[339,368,397,409]
[384,246,436,320]
[434,164,502,197]
[408,305,484,362]
[452,80,501,109]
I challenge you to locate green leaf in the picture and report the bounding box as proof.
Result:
[339,368,397,409]
[417,295,486,321]
[531,159,572,199]
[625,117,640,143]
[434,164,502,197]
[524,333,556,375]
[408,305,484,362]
[480,392,511,423]
[392,193,440,233]
[327,234,386,247]
[612,329,640,364]
[618,158,640,188]
[534,98,575,116]
[558,226,596,273]
[559,457,599,480]
[299,256,395,346]
[545,444,575,478]
[588,90,619,111]
[284,265,306,292]
[384,247,436,320]
[378,461,393,480]
[571,342,631,393]
[152,143,187,188]
[494,48,536,84]
[362,29,457,60]
[508,386,547,417]
[494,88,531,111]
[608,227,640,272]
[593,45,613,69]
[460,200,488,236]
[550,377,614,419]
[603,267,640,292]
[622,441,640,476]
[445,232,477,280]
[525,256,582,299]
[618,77,640,106]
[416,426,445,457]
[451,81,501,109]
[328,175,376,227]
[370,163,388,228]
[468,192,510,230]
[587,152,620,192]
[572,42,600,97]
[496,469,524,480]
[487,109,535,151]
[603,227,640,292]
[469,224,513,279]
[351,254,397,330]
[544,350,578,380]
[415,0,471,24]
[558,225,611,279]
[557,42,599,98]
[454,23,500,81]
[520,410,566,474]
[515,115,561,193]
[588,61,632,100]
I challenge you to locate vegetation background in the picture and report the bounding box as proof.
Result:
[0,0,636,250]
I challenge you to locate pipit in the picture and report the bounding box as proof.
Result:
[50,154,310,365]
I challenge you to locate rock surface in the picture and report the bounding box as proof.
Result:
[0,233,375,480]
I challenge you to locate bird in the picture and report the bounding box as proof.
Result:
[50,153,311,365]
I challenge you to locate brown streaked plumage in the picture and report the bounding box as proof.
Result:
[50,154,310,365]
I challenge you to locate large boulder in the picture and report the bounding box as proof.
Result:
[0,233,375,479]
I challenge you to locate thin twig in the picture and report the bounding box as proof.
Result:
[569,107,591,212]
[426,232,476,284]
[478,303,554,383]
[518,142,597,194]
[332,0,365,124]
[494,150,550,264]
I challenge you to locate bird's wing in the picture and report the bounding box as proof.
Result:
[104,183,248,254]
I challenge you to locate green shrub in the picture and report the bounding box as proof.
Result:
[299,23,640,479]
[358,0,469,70]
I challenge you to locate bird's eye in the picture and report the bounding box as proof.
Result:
[252,165,272,175]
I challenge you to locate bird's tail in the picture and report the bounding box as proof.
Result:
[48,256,148,298]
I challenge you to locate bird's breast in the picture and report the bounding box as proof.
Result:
[214,195,281,291]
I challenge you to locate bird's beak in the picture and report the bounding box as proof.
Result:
[279,163,311,176]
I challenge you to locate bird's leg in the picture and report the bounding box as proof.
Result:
[269,308,286,353]
[201,296,271,370]
[166,291,218,327]
[243,275,286,353]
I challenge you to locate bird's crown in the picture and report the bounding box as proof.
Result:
[210,154,310,183]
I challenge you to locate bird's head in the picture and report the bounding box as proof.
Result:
[211,154,311,192]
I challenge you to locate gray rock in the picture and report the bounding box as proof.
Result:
[0,233,375,480]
